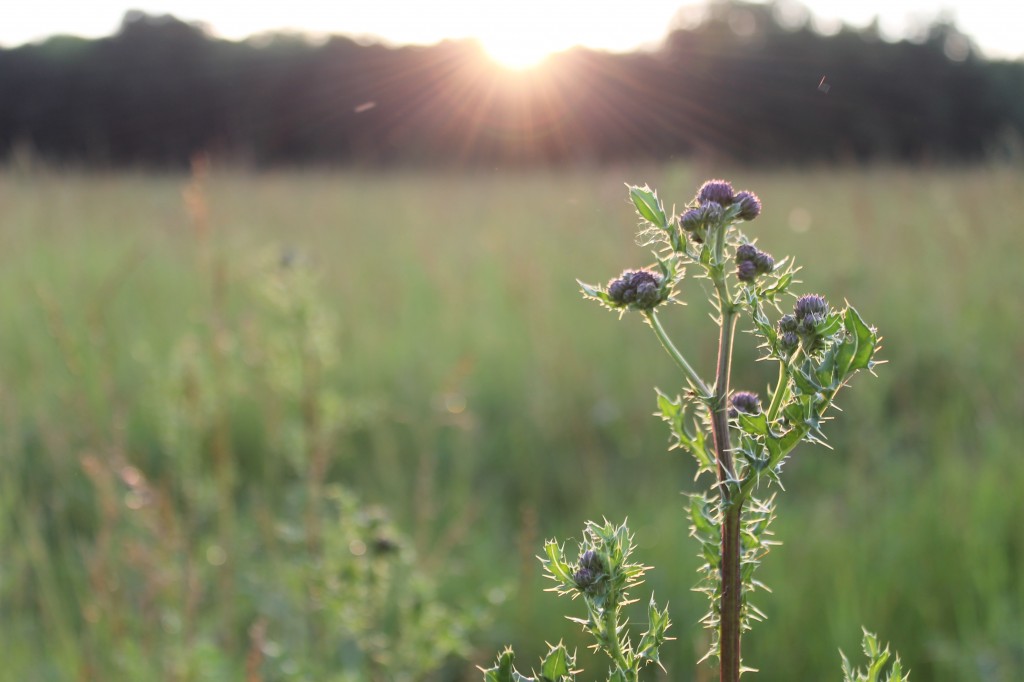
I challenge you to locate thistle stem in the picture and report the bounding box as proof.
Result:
[766,360,788,423]
[646,310,712,398]
[603,602,634,678]
[711,279,743,682]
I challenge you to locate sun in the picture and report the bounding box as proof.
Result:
[481,33,557,70]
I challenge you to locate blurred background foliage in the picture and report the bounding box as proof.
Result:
[1,163,1021,679]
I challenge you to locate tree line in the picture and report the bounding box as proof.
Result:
[2,2,1022,168]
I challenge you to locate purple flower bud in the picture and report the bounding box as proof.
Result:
[573,549,604,591]
[579,549,601,571]
[573,567,596,590]
[607,278,629,302]
[737,245,773,281]
[794,294,829,321]
[737,260,759,282]
[734,191,762,220]
[779,331,799,353]
[628,271,658,294]
[680,208,703,232]
[730,391,762,416]
[700,201,724,224]
[697,179,735,206]
[793,298,830,352]
[753,250,775,274]
[736,243,758,262]
[799,313,824,335]
[635,281,660,308]
[606,269,664,310]
[778,314,798,333]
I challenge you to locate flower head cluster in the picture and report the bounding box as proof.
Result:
[606,269,665,310]
[735,243,775,282]
[729,391,763,418]
[694,180,761,221]
[573,549,605,594]
[792,294,832,351]
[679,204,722,244]
[777,314,800,354]
[679,180,761,245]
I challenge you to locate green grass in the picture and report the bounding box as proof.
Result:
[1,163,1022,680]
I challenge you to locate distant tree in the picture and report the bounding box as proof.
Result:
[0,2,1021,167]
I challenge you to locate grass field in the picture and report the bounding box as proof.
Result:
[1,162,1022,680]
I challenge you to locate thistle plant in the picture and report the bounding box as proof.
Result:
[481,520,671,682]
[484,179,906,681]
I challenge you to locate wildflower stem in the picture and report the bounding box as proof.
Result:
[711,275,743,682]
[646,311,712,398]
[766,360,788,423]
[603,602,633,677]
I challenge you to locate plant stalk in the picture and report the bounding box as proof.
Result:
[765,360,788,423]
[711,286,743,682]
[602,602,635,680]
[646,311,712,398]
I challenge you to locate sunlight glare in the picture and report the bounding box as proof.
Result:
[481,33,555,70]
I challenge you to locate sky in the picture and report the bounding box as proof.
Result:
[2,0,1020,68]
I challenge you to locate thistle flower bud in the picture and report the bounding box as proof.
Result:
[697,179,735,206]
[736,243,758,262]
[680,208,703,233]
[700,201,724,224]
[794,294,829,321]
[607,278,628,302]
[778,314,798,333]
[573,549,604,592]
[635,281,660,308]
[606,269,664,310]
[729,391,762,417]
[779,331,799,353]
[579,549,601,571]
[734,190,762,220]
[799,313,825,335]
[736,260,759,282]
[736,244,773,281]
[753,250,775,274]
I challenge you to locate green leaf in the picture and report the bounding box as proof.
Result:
[765,425,803,469]
[845,306,877,371]
[791,366,820,394]
[689,495,717,535]
[738,411,769,436]
[817,312,843,338]
[655,390,713,472]
[636,595,671,667]
[540,642,573,680]
[834,329,859,380]
[607,669,629,682]
[688,423,714,472]
[578,280,603,298]
[629,185,667,228]
[756,270,795,303]
[702,541,720,569]
[839,629,910,682]
[542,541,574,584]
[482,648,531,682]
[656,390,681,421]
[816,345,839,387]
